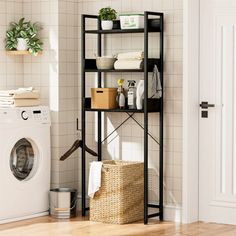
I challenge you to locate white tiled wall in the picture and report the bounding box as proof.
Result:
[77,0,183,206]
[0,0,24,90]
[58,0,79,189]
[22,0,61,188]
[22,0,79,189]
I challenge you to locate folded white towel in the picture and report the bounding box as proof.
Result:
[18,87,34,91]
[117,51,144,60]
[0,99,40,107]
[0,88,40,99]
[114,59,143,70]
[88,161,103,198]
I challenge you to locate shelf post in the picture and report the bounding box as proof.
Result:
[144,11,149,225]
[97,18,102,162]
[159,13,164,221]
[81,14,86,216]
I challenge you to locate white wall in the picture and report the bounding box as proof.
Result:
[78,0,183,207]
[23,0,79,189]
[0,0,24,90]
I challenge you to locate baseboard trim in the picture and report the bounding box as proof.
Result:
[0,211,49,225]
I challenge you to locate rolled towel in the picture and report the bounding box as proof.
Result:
[14,90,40,99]
[0,99,40,107]
[0,89,40,99]
[88,161,103,198]
[114,59,143,70]
[117,51,144,60]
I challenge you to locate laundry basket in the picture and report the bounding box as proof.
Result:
[49,188,77,219]
[90,160,144,224]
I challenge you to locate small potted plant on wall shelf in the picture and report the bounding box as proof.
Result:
[5,18,43,56]
[99,7,117,30]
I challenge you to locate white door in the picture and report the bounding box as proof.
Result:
[199,0,236,224]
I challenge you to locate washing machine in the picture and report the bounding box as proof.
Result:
[0,106,51,224]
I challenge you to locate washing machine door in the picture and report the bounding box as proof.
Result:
[10,138,36,181]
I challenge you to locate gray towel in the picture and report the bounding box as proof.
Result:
[151,64,162,98]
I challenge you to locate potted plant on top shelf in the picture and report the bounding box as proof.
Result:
[5,18,43,56]
[99,7,117,30]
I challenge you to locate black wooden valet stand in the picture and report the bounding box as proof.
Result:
[81,11,164,224]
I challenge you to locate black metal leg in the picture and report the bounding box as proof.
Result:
[81,15,86,216]
[159,14,164,221]
[144,12,149,225]
[97,22,102,162]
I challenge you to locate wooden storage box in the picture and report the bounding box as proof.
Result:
[91,88,117,109]
[90,160,144,224]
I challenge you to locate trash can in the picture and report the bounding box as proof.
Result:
[49,188,78,219]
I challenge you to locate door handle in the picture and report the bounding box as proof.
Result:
[200,101,215,109]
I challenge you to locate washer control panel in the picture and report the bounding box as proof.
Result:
[0,106,50,124]
[20,107,50,123]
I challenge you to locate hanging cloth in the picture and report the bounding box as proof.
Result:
[151,64,162,98]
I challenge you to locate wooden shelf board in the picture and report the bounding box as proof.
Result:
[6,50,42,55]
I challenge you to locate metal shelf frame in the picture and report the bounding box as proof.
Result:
[81,11,164,224]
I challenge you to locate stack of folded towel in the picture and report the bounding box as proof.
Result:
[114,51,144,70]
[0,87,40,107]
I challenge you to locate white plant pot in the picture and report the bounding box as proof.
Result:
[101,20,113,30]
[17,38,28,51]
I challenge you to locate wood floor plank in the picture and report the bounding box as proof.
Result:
[0,216,236,236]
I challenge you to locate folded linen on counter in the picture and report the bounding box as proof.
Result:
[0,98,40,107]
[117,51,144,60]
[0,88,40,99]
[88,161,103,198]
[114,59,143,70]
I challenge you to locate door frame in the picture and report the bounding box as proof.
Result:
[182,0,200,223]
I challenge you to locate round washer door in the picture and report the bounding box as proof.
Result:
[10,138,39,181]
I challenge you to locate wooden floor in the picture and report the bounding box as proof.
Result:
[0,216,236,236]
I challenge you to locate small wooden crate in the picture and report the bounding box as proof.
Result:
[91,88,117,109]
[90,160,144,224]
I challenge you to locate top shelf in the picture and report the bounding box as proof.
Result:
[84,19,161,34]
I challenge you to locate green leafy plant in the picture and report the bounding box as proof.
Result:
[5,18,43,56]
[98,7,117,21]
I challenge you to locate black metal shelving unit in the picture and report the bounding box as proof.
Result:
[81,11,164,224]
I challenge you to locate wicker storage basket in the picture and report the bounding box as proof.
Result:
[90,160,144,224]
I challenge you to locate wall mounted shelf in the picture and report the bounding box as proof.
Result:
[6,50,42,56]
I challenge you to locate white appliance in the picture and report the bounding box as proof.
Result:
[0,106,51,224]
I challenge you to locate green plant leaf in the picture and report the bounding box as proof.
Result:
[20,31,27,38]
[5,17,43,54]
[18,18,25,26]
[99,7,117,20]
